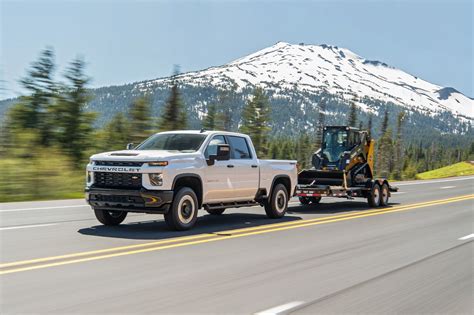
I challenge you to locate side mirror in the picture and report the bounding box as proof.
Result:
[207,144,231,166]
[126,143,135,150]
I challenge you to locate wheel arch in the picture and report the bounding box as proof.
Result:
[172,174,203,208]
[270,175,292,197]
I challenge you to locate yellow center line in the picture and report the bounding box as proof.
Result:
[2,195,465,269]
[0,194,472,275]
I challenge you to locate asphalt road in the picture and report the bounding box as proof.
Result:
[0,176,473,314]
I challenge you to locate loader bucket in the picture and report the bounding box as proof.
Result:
[298,169,345,186]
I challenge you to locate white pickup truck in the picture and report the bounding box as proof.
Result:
[86,130,297,230]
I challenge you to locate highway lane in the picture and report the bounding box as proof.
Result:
[0,176,473,314]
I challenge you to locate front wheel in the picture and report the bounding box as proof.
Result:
[265,184,289,219]
[94,209,127,226]
[164,187,199,231]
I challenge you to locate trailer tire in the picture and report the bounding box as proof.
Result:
[311,196,322,204]
[265,184,288,218]
[380,183,389,206]
[299,197,311,205]
[367,183,381,207]
[206,209,225,215]
[164,187,198,231]
[94,209,127,226]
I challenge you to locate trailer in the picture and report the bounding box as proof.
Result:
[295,126,398,207]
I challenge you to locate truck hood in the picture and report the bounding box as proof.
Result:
[90,150,201,162]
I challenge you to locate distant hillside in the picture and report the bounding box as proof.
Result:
[1,42,473,146]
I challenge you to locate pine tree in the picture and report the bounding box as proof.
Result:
[239,87,271,157]
[54,57,95,165]
[103,113,130,150]
[347,97,358,127]
[158,82,187,131]
[393,111,406,179]
[203,102,217,130]
[367,114,373,138]
[129,96,152,144]
[15,48,57,146]
[315,98,326,149]
[376,110,391,177]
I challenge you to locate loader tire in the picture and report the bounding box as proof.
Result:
[265,184,288,219]
[367,183,381,207]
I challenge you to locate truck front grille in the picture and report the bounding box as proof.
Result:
[94,172,142,189]
[95,161,144,167]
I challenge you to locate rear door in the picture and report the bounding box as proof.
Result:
[226,135,259,200]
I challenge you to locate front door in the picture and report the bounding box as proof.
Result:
[203,135,236,203]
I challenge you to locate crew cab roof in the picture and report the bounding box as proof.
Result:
[156,130,250,137]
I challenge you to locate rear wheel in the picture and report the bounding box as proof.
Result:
[367,183,381,207]
[310,196,322,204]
[206,209,225,215]
[94,209,127,226]
[380,183,389,206]
[265,184,289,218]
[164,187,198,231]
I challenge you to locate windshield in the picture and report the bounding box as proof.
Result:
[135,133,206,152]
[322,129,348,163]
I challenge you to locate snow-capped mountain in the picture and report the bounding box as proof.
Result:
[140,41,472,119]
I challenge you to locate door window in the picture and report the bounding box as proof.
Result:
[228,136,252,159]
[204,135,226,158]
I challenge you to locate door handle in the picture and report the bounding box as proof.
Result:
[227,164,234,168]
[251,165,258,168]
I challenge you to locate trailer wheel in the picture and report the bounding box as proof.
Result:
[164,187,198,231]
[94,209,127,226]
[206,209,225,215]
[380,183,389,206]
[311,196,322,204]
[367,183,381,207]
[299,197,311,205]
[265,184,288,218]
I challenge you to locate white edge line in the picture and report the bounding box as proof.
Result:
[440,186,456,189]
[0,205,89,213]
[395,176,474,186]
[458,234,474,241]
[255,301,305,315]
[0,223,58,231]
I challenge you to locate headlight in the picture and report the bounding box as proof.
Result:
[86,171,92,183]
[149,173,163,186]
[148,161,168,167]
[89,159,95,165]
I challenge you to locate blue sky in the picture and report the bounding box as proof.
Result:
[1,0,472,99]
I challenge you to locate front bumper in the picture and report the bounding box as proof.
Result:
[85,187,173,214]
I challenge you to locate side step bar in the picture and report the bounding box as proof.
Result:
[204,200,259,211]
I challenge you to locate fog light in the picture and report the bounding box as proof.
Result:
[87,171,92,183]
[149,173,163,186]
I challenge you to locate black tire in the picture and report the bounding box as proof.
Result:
[164,187,199,231]
[367,183,381,207]
[310,196,322,204]
[380,183,389,206]
[265,184,289,219]
[206,209,225,215]
[94,209,127,226]
[299,196,311,205]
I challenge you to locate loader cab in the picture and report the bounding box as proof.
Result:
[320,126,360,166]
